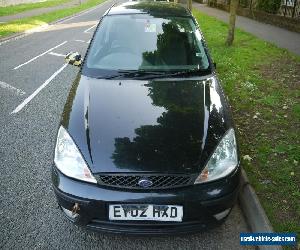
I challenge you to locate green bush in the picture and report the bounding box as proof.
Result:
[256,0,282,14]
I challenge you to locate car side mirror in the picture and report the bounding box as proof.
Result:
[213,62,217,69]
[65,52,82,67]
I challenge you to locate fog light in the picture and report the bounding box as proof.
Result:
[61,206,79,220]
[213,208,231,220]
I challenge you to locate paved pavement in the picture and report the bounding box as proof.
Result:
[193,3,300,56]
[0,2,252,249]
[0,0,89,23]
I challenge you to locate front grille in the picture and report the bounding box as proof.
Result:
[96,174,193,189]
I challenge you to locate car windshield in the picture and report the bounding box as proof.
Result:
[84,14,210,76]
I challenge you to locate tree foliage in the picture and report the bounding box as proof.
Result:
[256,0,282,14]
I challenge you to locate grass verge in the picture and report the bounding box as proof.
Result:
[0,0,71,17]
[193,9,300,238]
[0,0,105,38]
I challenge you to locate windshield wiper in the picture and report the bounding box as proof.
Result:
[103,68,211,80]
[103,70,165,80]
[153,68,211,78]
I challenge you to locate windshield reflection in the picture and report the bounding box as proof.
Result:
[84,12,210,78]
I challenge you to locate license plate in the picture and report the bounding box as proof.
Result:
[109,204,183,222]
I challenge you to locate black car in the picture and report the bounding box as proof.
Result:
[52,2,240,234]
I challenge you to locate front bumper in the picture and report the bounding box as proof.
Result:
[52,166,240,235]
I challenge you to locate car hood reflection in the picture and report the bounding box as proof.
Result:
[61,75,233,174]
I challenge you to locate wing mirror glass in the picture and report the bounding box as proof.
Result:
[65,52,82,67]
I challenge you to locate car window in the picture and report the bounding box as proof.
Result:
[85,14,210,73]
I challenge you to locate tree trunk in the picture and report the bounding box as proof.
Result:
[226,0,239,46]
[187,0,192,11]
[174,0,178,3]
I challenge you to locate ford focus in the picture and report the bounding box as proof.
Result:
[52,2,240,234]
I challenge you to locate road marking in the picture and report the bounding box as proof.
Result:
[48,52,66,57]
[84,24,97,33]
[74,39,86,43]
[74,39,90,44]
[13,41,67,70]
[11,64,68,114]
[0,81,26,96]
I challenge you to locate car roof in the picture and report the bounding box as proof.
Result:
[106,2,191,17]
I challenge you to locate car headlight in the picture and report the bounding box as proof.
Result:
[194,128,238,184]
[54,126,97,183]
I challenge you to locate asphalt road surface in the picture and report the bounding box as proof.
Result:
[0,2,252,249]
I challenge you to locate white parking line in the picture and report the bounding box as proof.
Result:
[74,39,90,44]
[48,52,66,57]
[11,64,68,114]
[13,41,67,70]
[74,39,86,43]
[0,81,26,96]
[84,24,97,33]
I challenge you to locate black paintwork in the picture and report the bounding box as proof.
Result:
[53,2,240,233]
[61,75,233,174]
